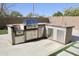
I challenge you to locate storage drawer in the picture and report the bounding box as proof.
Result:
[26,30,38,40]
[15,35,25,44]
[38,27,44,38]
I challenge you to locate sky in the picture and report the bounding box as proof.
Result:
[8,3,79,16]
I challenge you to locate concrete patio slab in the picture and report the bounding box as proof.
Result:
[66,46,79,55]
[73,43,79,48]
[57,51,74,56]
[0,39,64,56]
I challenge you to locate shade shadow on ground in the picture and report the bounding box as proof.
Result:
[72,35,79,42]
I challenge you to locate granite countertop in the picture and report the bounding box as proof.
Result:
[46,24,74,28]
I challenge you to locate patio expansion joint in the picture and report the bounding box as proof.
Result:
[64,50,79,56]
[72,46,79,49]
[48,42,76,56]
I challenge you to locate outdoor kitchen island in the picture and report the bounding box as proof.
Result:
[45,24,74,44]
[7,23,74,45]
[7,23,46,45]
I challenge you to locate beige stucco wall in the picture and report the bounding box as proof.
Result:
[49,16,79,29]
